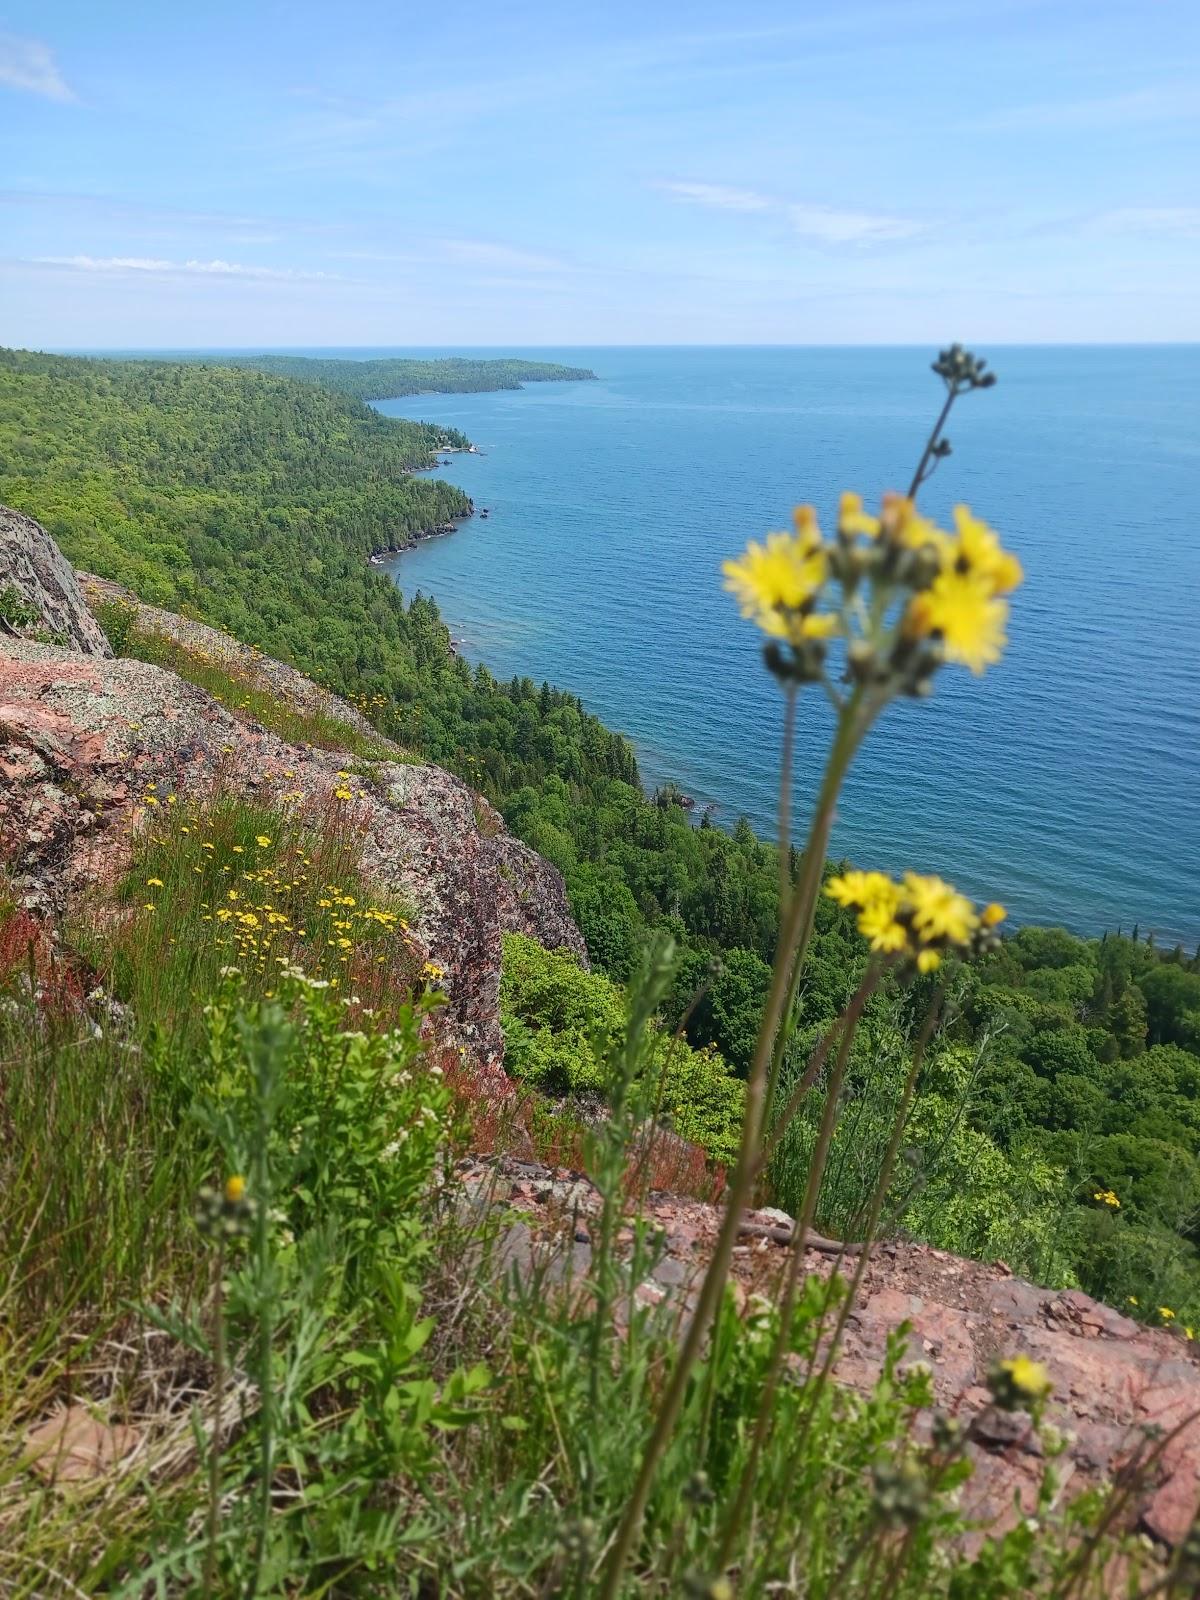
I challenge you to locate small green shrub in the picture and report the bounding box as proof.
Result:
[93,595,139,655]
[500,932,744,1163]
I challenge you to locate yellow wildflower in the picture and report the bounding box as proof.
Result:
[722,526,829,643]
[146,877,164,888]
[906,572,1009,676]
[825,869,895,909]
[903,872,978,946]
[827,864,998,967]
[1161,1307,1176,1321]
[1093,1189,1120,1209]
[335,788,353,801]
[857,898,908,954]
[256,835,272,848]
[950,506,1024,594]
[981,903,1007,927]
[224,1174,246,1204]
[838,491,881,539]
[1000,1355,1052,1400]
[880,492,944,553]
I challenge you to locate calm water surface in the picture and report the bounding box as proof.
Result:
[373,347,1200,944]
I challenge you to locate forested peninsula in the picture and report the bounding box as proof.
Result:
[223,353,598,401]
[3,344,1200,1328]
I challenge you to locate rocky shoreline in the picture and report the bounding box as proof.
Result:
[368,505,475,565]
[370,443,481,564]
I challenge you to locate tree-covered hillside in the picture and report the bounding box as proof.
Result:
[225,353,597,401]
[3,344,1200,1323]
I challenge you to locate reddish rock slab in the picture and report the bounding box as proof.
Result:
[0,637,581,1078]
[458,1155,1200,1554]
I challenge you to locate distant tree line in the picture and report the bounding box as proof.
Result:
[222,353,598,402]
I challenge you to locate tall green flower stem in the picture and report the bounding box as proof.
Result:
[777,685,798,909]
[741,985,950,1590]
[203,1241,226,1600]
[714,964,881,1569]
[762,685,889,1128]
[785,988,946,1469]
[755,966,876,1179]
[906,386,957,500]
[245,1012,286,1600]
[598,693,871,1599]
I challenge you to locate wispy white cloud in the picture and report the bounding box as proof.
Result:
[1091,207,1200,239]
[32,255,336,281]
[656,180,923,245]
[786,205,923,245]
[0,33,75,102]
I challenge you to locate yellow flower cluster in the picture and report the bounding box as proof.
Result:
[200,860,410,980]
[991,1354,1053,1406]
[901,503,1024,676]
[722,493,1022,688]
[826,868,1006,971]
[721,507,835,648]
[1093,1188,1120,1209]
[134,806,414,998]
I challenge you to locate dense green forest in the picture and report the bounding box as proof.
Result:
[3,345,1200,1321]
[223,353,597,401]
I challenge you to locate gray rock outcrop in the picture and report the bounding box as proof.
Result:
[0,507,112,658]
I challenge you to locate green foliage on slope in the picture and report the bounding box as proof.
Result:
[500,932,745,1162]
[967,925,1200,1320]
[227,352,597,400]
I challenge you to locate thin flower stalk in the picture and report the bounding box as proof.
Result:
[598,702,865,1598]
[714,967,879,1570]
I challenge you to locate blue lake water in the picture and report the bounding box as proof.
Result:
[373,347,1200,946]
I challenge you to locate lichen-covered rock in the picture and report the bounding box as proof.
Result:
[78,572,382,743]
[0,507,112,658]
[0,639,585,1080]
[476,796,589,966]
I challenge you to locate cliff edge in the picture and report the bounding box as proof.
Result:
[0,508,585,1077]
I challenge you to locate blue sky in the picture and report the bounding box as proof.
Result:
[2,0,1198,346]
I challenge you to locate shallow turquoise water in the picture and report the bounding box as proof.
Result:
[374,347,1200,945]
